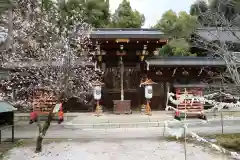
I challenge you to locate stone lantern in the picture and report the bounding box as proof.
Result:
[140,79,157,116]
[92,80,104,116]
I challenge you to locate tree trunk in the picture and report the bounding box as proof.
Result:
[35,91,66,152]
[35,135,43,153]
[35,112,53,152]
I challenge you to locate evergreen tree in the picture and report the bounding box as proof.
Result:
[111,0,145,28]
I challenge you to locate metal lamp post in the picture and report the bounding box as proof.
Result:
[140,79,157,116]
[92,80,104,116]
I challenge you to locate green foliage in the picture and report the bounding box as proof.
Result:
[209,0,240,21]
[111,0,145,28]
[154,10,198,39]
[158,43,197,57]
[0,0,12,14]
[190,0,208,16]
[207,133,240,151]
[154,10,178,37]
[81,0,110,28]
[168,38,189,49]
[158,45,173,56]
[190,0,209,25]
[154,11,198,57]
[42,0,54,11]
[42,0,110,29]
[172,47,191,56]
[177,12,198,38]
[190,0,240,25]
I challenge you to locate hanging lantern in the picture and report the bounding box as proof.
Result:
[156,70,162,75]
[182,70,189,76]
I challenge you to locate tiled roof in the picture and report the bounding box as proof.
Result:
[90,28,166,39]
[196,27,240,43]
[173,83,208,88]
[146,56,226,66]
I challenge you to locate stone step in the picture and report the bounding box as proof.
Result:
[64,121,165,129]
[69,115,173,124]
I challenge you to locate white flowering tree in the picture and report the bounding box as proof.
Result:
[190,1,240,92]
[0,0,101,152]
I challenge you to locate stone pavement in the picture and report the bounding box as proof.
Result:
[14,111,172,127]
[14,110,240,129]
[63,110,240,129]
[64,111,172,127]
[4,111,240,139]
[2,124,240,140]
[3,137,229,160]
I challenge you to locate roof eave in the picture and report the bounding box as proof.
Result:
[90,34,167,39]
[145,57,226,67]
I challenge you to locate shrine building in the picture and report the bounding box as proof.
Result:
[90,28,226,113]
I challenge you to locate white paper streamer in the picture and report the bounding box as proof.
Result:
[164,120,240,159]
[166,92,240,114]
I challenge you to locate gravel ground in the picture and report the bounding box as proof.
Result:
[3,139,230,160]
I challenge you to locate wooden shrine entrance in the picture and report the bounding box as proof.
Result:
[103,67,140,110]
[102,67,166,111]
[90,28,168,112]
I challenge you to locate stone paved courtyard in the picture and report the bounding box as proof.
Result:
[3,139,230,160]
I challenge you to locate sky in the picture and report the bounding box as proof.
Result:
[109,0,201,28]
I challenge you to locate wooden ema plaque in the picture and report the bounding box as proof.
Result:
[32,89,57,115]
[175,88,203,118]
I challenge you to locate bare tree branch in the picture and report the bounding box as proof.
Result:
[192,7,240,94]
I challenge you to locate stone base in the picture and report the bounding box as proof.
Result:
[113,100,132,114]
[140,105,146,113]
